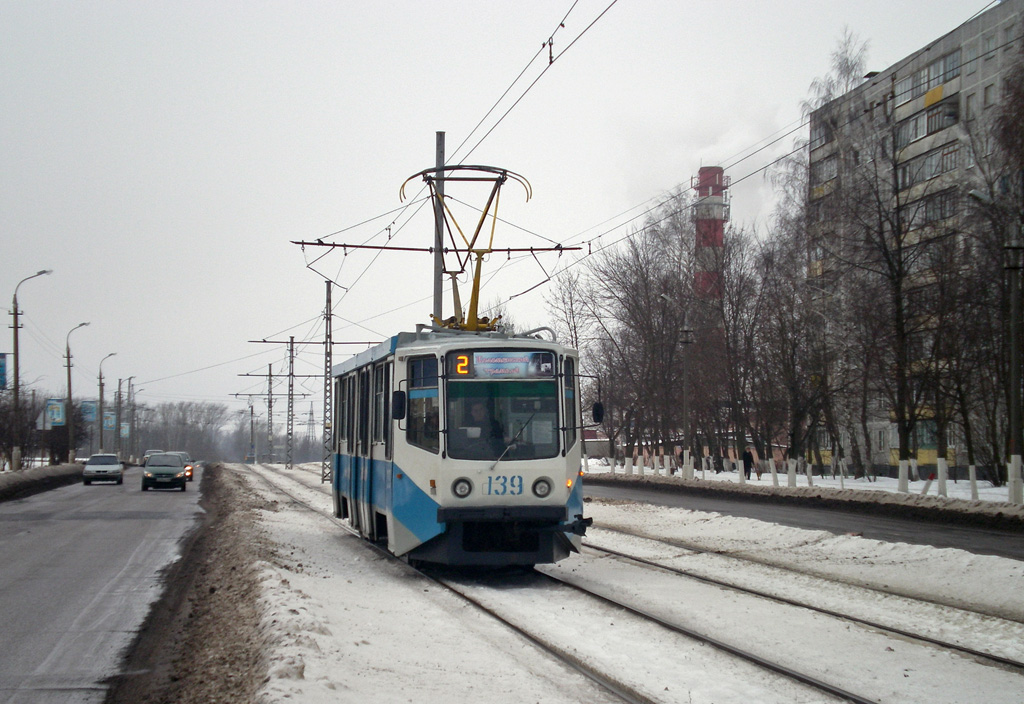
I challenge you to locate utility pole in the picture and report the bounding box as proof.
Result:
[128,379,137,462]
[116,379,122,457]
[267,364,274,463]
[322,279,333,483]
[433,131,445,322]
[237,359,311,465]
[250,404,256,462]
[287,337,295,469]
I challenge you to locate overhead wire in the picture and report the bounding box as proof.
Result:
[281,0,1009,371]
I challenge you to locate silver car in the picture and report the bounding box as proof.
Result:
[83,454,124,485]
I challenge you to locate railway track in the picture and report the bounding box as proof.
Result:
[237,465,865,702]
[582,526,1024,672]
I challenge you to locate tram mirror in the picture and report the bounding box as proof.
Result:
[392,390,407,420]
[592,402,604,424]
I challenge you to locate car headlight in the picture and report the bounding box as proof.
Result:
[452,478,473,499]
[144,472,154,478]
[176,472,185,478]
[532,478,553,498]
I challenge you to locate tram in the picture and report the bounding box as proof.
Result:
[331,327,593,565]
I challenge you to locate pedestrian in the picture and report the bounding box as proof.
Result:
[742,446,754,480]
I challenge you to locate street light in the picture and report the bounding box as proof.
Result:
[119,375,135,459]
[131,388,144,460]
[64,322,90,464]
[10,269,52,470]
[98,353,116,452]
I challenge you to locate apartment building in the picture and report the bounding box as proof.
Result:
[806,1,1023,476]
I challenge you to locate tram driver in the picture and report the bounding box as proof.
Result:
[460,400,506,458]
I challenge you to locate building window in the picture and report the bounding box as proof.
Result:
[965,93,976,121]
[810,120,833,150]
[811,156,837,186]
[926,101,958,134]
[1005,23,1016,51]
[896,76,914,106]
[897,112,926,148]
[965,46,978,74]
[898,143,959,191]
[984,83,995,107]
[984,34,996,58]
[895,50,961,107]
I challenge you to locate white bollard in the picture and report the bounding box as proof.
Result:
[937,457,948,497]
[920,478,933,495]
[968,464,979,500]
[625,456,633,476]
[1009,456,1023,504]
[787,458,797,487]
[898,459,910,493]
[769,457,779,487]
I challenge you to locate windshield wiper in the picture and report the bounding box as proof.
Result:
[490,411,536,471]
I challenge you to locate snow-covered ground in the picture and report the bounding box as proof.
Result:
[237,462,1024,704]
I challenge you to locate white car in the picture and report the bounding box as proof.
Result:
[83,454,124,485]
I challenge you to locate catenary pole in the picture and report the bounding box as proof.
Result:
[433,131,445,322]
[322,279,333,483]
[286,336,295,469]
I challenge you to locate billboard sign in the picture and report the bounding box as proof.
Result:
[46,399,66,428]
[81,400,98,423]
[103,411,116,432]
[0,353,6,390]
[120,422,130,439]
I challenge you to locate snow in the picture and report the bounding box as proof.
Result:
[235,462,1024,704]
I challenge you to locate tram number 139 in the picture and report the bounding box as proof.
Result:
[486,475,523,496]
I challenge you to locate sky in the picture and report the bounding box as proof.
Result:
[0,0,997,422]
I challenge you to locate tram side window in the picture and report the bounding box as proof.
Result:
[564,358,577,449]
[346,374,356,454]
[373,362,392,457]
[407,357,439,453]
[358,368,371,455]
[335,377,347,453]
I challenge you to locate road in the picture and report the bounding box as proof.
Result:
[0,466,203,704]
[584,482,1024,561]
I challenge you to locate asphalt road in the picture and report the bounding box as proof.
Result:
[0,466,203,704]
[584,483,1024,561]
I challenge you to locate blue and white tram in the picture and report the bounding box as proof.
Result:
[331,327,592,566]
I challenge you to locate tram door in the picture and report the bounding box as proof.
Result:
[355,367,372,536]
[369,361,392,542]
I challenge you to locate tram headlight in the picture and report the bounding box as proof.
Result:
[532,478,553,498]
[452,478,473,499]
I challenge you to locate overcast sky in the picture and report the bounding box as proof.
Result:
[1,0,991,422]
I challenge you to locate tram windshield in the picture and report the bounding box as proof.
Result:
[445,350,559,461]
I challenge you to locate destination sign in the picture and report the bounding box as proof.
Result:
[449,350,555,379]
